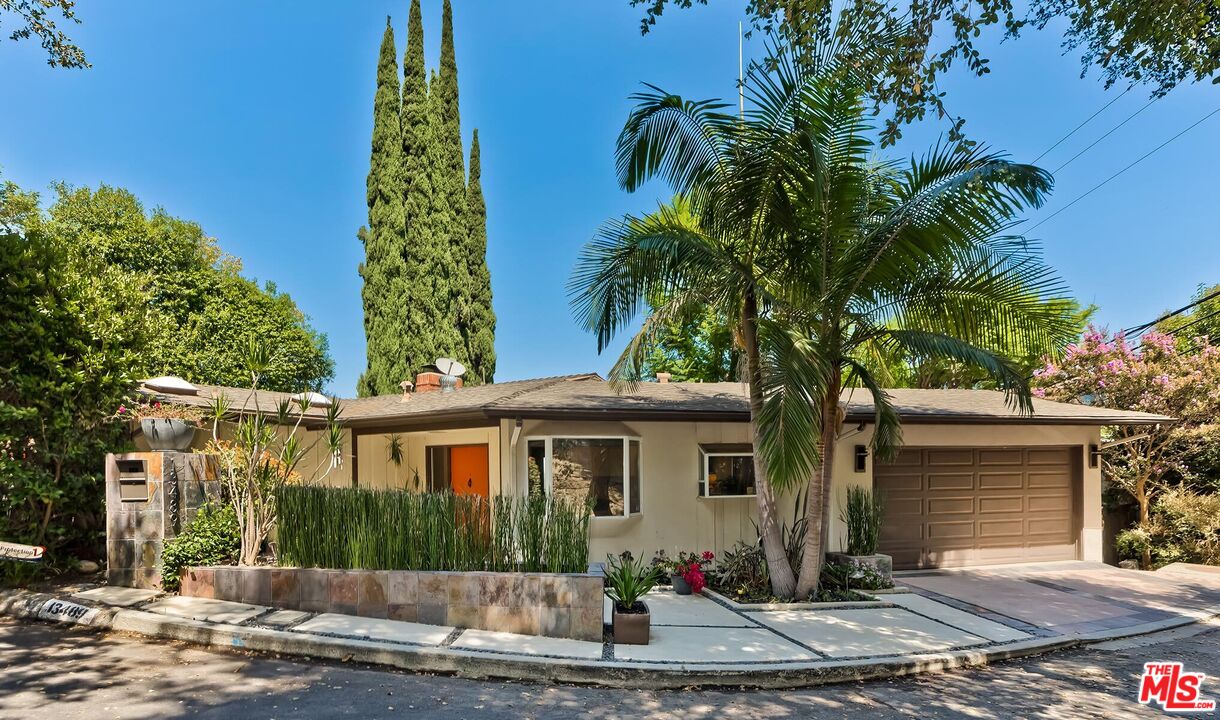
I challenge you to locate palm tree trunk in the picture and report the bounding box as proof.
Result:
[795,377,840,598]
[741,290,797,599]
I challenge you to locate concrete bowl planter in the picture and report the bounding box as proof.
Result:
[670,574,692,595]
[612,601,651,644]
[140,418,197,451]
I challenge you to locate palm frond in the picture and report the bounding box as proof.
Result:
[754,318,831,491]
[843,360,902,461]
[882,329,1033,411]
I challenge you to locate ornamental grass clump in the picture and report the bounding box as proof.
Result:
[842,486,884,556]
[277,486,591,573]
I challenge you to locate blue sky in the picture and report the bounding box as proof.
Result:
[3,2,1218,396]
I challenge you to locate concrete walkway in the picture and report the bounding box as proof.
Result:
[72,584,1025,667]
[5,562,1217,688]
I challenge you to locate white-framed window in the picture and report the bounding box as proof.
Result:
[524,436,641,517]
[699,444,756,498]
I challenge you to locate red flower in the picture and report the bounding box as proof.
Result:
[701,551,715,562]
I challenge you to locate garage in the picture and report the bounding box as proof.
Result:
[875,446,1080,570]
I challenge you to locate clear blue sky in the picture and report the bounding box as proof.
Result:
[3,2,1218,396]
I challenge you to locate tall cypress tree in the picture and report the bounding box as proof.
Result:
[424,0,465,366]
[397,0,446,382]
[463,129,496,384]
[357,17,406,397]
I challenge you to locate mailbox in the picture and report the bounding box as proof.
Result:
[116,459,149,502]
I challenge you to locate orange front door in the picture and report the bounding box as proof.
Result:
[449,445,489,498]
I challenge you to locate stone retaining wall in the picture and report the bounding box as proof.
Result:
[180,566,604,641]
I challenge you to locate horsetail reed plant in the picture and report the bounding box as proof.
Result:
[276,486,592,573]
[841,486,885,556]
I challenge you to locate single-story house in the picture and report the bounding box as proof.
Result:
[140,370,1169,570]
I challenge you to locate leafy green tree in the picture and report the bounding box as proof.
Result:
[358,18,408,397]
[46,183,334,392]
[571,43,1070,598]
[0,180,150,582]
[462,129,497,384]
[638,287,739,383]
[1,0,88,68]
[632,1,1220,145]
[1033,329,1220,568]
[1158,284,1220,344]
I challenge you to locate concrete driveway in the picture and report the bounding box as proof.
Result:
[898,561,1220,637]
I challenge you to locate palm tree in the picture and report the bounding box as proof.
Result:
[569,40,1076,599]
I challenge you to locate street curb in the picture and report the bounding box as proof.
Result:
[2,588,1214,690]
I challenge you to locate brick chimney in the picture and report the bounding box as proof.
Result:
[656,372,672,384]
[415,371,442,393]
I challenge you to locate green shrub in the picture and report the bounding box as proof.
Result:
[161,503,240,591]
[842,486,884,556]
[1118,490,1220,568]
[1115,526,1152,563]
[276,487,591,574]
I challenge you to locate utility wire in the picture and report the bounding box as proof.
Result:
[1051,97,1158,174]
[1025,104,1220,235]
[1162,306,1220,337]
[1032,88,1131,164]
[1124,287,1220,335]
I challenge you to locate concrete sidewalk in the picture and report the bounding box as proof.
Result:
[6,572,1218,689]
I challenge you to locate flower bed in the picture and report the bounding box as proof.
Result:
[179,565,604,641]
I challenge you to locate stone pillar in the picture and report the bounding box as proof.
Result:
[105,452,220,589]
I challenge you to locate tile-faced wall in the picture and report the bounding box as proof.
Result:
[180,566,605,642]
[105,452,221,589]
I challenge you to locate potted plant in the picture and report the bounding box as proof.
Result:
[828,486,893,581]
[118,400,204,451]
[667,550,714,595]
[604,551,663,645]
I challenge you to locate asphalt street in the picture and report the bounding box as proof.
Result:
[1,617,1217,719]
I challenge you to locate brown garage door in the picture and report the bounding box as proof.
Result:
[875,447,1079,570]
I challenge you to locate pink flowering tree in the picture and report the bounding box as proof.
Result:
[1032,328,1220,567]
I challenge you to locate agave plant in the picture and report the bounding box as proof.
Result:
[569,36,1075,598]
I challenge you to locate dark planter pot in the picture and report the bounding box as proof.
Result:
[140,418,197,451]
[670,574,692,595]
[613,601,650,645]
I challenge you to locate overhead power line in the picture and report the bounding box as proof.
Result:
[1051,97,1158,175]
[1124,286,1220,336]
[1025,104,1220,235]
[1032,88,1131,164]
[1163,306,1220,338]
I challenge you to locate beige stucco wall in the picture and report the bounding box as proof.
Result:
[505,418,797,562]
[353,426,502,493]
[158,414,1103,565]
[502,418,1103,564]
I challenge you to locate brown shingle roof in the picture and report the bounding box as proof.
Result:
[140,375,1171,428]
